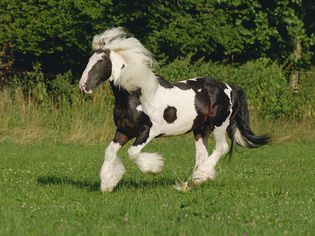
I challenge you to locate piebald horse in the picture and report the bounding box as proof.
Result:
[79,27,270,192]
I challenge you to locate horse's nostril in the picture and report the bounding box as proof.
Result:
[79,82,86,91]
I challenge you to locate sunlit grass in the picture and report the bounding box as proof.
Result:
[0,137,314,235]
[0,86,115,144]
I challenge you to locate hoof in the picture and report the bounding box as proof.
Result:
[192,168,217,185]
[100,185,114,193]
[99,159,125,192]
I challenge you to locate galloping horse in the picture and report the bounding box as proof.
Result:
[79,27,270,192]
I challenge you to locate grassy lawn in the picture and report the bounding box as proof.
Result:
[0,136,314,236]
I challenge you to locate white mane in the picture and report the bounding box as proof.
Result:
[92,27,157,92]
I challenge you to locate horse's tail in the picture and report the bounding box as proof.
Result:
[227,86,270,151]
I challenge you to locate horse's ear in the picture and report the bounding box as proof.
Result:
[92,35,102,50]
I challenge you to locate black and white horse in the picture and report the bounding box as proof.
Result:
[79,27,270,192]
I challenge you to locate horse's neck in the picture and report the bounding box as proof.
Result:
[138,75,158,102]
[110,82,141,107]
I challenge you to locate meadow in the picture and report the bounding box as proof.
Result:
[1,67,315,235]
[0,134,314,236]
[1,1,315,234]
[0,61,314,236]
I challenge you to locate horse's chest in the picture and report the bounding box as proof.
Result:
[113,97,152,138]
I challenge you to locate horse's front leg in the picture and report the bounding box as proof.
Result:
[100,130,129,192]
[128,126,164,174]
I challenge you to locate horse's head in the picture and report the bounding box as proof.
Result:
[80,27,155,94]
[79,49,112,94]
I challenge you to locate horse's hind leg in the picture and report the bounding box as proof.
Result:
[192,127,210,177]
[100,130,129,192]
[192,125,229,185]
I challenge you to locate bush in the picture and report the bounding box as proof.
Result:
[4,59,315,123]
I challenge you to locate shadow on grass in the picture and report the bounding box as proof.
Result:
[37,175,175,192]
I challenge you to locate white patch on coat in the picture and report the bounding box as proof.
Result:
[136,105,143,112]
[140,85,198,136]
[189,77,202,81]
[224,83,233,106]
[198,88,202,92]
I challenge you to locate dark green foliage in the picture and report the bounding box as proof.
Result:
[143,0,245,62]
[0,0,113,72]
[1,0,314,72]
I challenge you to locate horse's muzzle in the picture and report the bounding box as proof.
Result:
[79,82,93,94]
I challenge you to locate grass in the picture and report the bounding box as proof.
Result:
[0,86,115,144]
[0,71,314,235]
[0,135,314,236]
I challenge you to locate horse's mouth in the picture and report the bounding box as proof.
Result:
[79,83,93,94]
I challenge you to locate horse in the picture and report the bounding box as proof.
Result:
[79,27,270,192]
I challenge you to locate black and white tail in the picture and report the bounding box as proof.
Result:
[227,86,270,151]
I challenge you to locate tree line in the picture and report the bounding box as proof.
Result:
[0,0,314,77]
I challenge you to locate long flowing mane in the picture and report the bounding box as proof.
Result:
[92,27,155,67]
[91,28,157,92]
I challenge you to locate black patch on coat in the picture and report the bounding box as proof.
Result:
[188,77,231,131]
[163,106,177,124]
[157,76,174,88]
[110,82,152,142]
[133,125,151,146]
[174,78,204,91]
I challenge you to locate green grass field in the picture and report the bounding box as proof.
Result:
[0,136,314,236]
